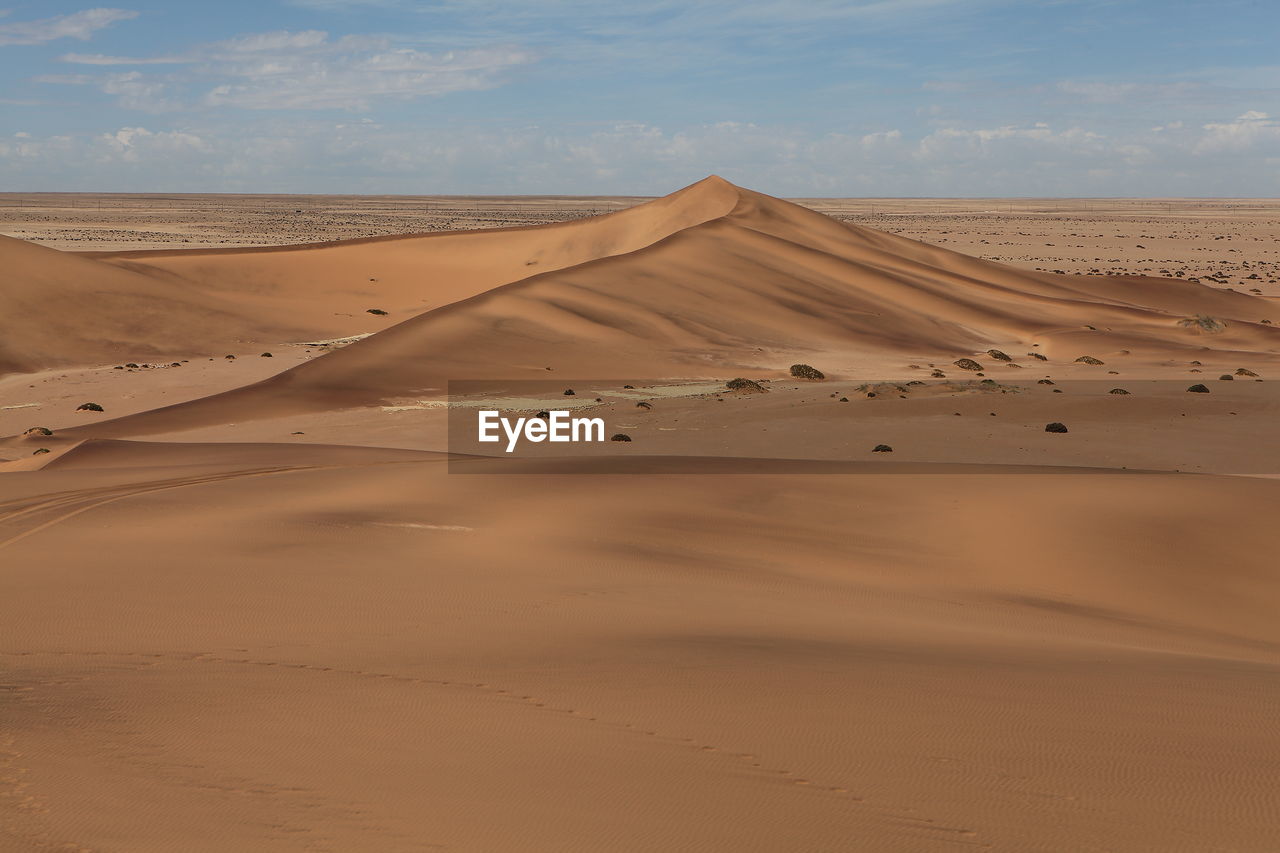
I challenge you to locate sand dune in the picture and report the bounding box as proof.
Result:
[3,444,1280,851]
[4,178,1280,852]
[0,177,736,377]
[36,176,1277,439]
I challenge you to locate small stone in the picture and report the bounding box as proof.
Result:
[1236,368,1259,377]
[1074,355,1104,365]
[1027,352,1048,361]
[1219,374,1234,381]
[1045,422,1069,433]
[1109,388,1130,395]
[261,352,273,358]
[954,358,983,371]
[872,444,893,453]
[610,433,632,442]
[367,308,388,315]
[24,426,53,436]
[76,402,104,412]
[563,389,575,396]
[1187,384,1210,393]
[986,349,1012,361]
[1037,379,1055,385]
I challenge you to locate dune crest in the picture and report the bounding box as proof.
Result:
[0,177,741,377]
[42,177,1279,437]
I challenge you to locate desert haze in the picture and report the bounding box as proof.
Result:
[2,177,1280,852]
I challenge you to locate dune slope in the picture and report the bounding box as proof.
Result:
[0,177,741,376]
[2,446,1279,851]
[53,178,1280,437]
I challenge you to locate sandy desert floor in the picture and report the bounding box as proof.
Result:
[2,179,1279,852]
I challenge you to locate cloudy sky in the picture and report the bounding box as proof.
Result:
[1,0,1277,195]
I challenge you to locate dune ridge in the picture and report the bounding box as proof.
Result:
[38,176,1279,438]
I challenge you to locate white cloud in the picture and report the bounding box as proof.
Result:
[4,111,1280,196]
[1196,110,1280,154]
[42,29,536,111]
[1055,80,1202,104]
[60,52,188,65]
[0,8,137,46]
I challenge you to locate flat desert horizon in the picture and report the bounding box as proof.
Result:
[3,176,1280,852]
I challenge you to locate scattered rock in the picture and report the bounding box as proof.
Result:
[872,444,893,453]
[261,352,273,358]
[563,389,575,396]
[1037,379,1055,385]
[1109,388,1130,395]
[32,448,50,455]
[986,349,1012,361]
[367,308,389,315]
[24,426,53,436]
[1235,368,1259,377]
[930,370,946,378]
[953,358,983,371]
[610,433,632,442]
[1187,384,1210,393]
[125,362,139,368]
[635,401,652,410]
[838,397,849,402]
[1044,422,1069,433]
[224,354,236,360]
[789,364,825,380]
[535,411,550,419]
[76,402,104,412]
[1074,355,1104,365]
[1219,374,1234,381]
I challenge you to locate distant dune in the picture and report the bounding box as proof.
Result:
[15,176,1275,438]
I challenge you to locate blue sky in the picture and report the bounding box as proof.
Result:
[1,0,1277,194]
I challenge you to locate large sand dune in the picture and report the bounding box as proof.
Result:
[3,178,1280,852]
[27,176,1279,438]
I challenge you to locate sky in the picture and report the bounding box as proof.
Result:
[0,0,1277,195]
